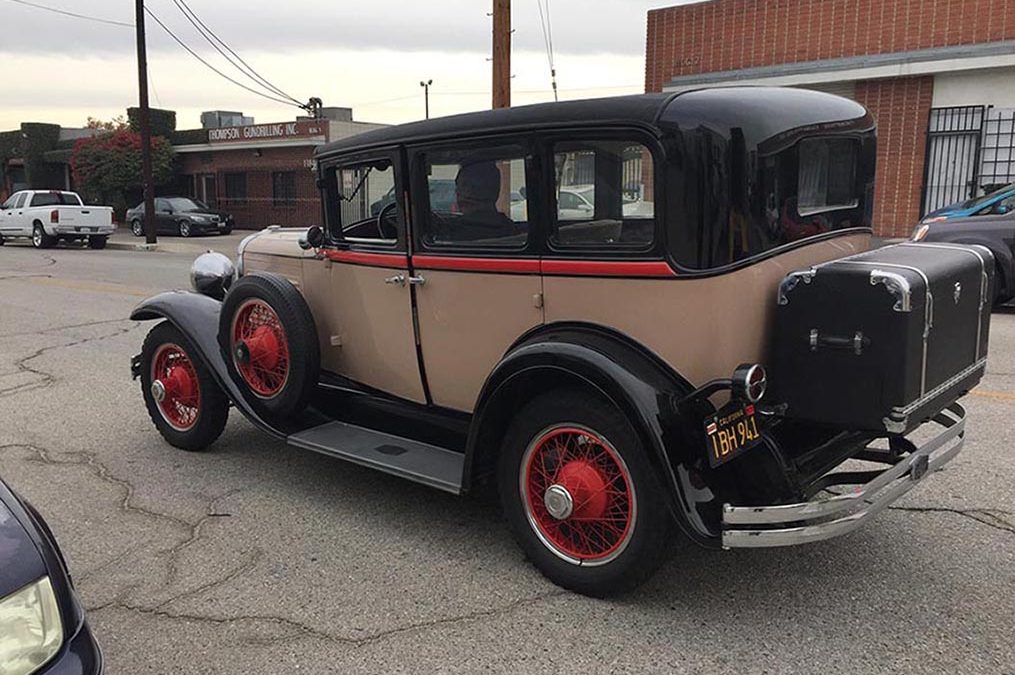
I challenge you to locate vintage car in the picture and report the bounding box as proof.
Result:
[129,87,993,596]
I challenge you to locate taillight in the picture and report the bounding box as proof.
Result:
[50,210,59,223]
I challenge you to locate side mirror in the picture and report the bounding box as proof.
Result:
[299,225,325,250]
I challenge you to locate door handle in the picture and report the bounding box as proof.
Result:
[384,274,406,286]
[407,275,426,286]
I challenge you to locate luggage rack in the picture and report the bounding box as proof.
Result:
[721,402,966,548]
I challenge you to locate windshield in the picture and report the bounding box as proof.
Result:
[960,182,1015,210]
[165,197,207,212]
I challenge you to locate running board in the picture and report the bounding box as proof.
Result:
[287,422,465,494]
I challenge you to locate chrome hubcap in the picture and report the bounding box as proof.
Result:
[150,379,166,403]
[543,484,574,520]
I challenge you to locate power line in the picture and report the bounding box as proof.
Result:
[535,0,558,101]
[170,0,303,106]
[2,0,132,27]
[144,7,300,109]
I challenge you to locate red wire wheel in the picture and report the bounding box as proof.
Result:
[150,343,201,432]
[520,425,637,566]
[230,298,291,399]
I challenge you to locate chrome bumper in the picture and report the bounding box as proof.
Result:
[722,402,966,548]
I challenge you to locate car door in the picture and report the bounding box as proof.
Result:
[300,148,426,402]
[154,198,172,233]
[0,193,16,235]
[12,192,30,234]
[409,139,544,412]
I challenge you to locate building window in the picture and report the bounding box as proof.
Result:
[224,172,247,201]
[272,171,296,207]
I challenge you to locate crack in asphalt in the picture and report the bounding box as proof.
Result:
[0,321,139,398]
[89,589,568,648]
[0,273,53,282]
[0,317,129,339]
[888,505,1015,536]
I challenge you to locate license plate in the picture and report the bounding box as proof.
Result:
[705,402,762,468]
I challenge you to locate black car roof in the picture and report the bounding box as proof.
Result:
[315,87,872,159]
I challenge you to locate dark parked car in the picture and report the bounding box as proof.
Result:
[913,202,1014,305]
[921,182,1015,223]
[0,475,101,673]
[126,197,234,238]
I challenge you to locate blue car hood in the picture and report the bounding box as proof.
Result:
[0,484,47,596]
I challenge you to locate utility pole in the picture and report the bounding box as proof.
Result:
[420,79,433,119]
[492,0,511,109]
[135,0,156,245]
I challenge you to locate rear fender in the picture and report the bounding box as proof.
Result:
[465,323,719,546]
[130,291,285,439]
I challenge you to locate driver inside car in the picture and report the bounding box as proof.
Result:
[452,160,523,241]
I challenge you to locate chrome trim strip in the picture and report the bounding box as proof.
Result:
[721,403,965,548]
[889,358,986,418]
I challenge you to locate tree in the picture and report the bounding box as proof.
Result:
[85,115,128,132]
[70,130,175,214]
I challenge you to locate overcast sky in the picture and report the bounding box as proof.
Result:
[1,0,688,131]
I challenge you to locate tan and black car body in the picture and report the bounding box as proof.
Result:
[130,88,992,596]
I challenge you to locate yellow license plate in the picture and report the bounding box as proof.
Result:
[705,402,762,468]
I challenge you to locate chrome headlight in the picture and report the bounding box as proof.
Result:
[0,577,64,675]
[190,251,235,300]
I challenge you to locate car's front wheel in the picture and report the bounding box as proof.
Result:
[140,321,229,451]
[131,219,144,237]
[498,389,671,596]
[178,220,192,237]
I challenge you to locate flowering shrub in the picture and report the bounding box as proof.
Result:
[70,130,175,210]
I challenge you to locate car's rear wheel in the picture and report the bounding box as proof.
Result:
[32,223,56,249]
[140,321,228,451]
[994,260,1012,306]
[219,273,319,417]
[178,220,192,237]
[498,389,671,596]
[131,219,144,237]
[88,235,107,250]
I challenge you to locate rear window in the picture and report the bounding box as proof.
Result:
[674,133,874,270]
[29,192,81,207]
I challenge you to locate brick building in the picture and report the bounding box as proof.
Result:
[174,108,384,229]
[645,0,1015,237]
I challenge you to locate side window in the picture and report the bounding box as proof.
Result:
[419,144,529,249]
[15,193,28,208]
[154,198,167,212]
[551,140,654,248]
[330,157,399,245]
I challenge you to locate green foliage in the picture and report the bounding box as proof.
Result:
[70,130,175,211]
[127,107,177,139]
[20,123,62,188]
[86,115,128,132]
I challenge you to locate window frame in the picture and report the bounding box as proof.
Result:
[223,172,247,201]
[318,146,408,253]
[14,192,28,209]
[538,128,665,259]
[271,170,297,208]
[408,134,543,258]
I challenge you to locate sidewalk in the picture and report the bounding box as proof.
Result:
[106,229,252,255]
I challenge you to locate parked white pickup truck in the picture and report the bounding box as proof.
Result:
[0,190,116,249]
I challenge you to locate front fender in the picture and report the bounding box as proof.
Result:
[130,291,285,439]
[466,323,719,546]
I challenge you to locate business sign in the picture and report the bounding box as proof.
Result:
[208,120,326,144]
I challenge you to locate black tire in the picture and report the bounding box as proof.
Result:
[498,389,671,597]
[88,235,107,250]
[178,220,192,237]
[131,219,144,237]
[994,260,1012,307]
[32,222,56,249]
[219,273,319,417]
[140,321,229,451]
[221,228,233,235]
[0,234,5,246]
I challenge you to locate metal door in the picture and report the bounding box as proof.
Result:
[922,106,986,215]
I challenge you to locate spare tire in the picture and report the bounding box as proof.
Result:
[219,273,319,417]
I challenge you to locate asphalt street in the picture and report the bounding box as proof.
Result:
[0,237,1013,674]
